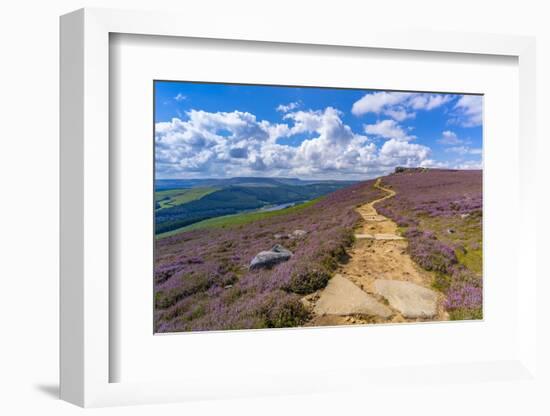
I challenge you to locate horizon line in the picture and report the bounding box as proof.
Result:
[155,167,481,182]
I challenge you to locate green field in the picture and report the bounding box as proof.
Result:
[155,187,218,210]
[418,215,482,275]
[156,198,321,239]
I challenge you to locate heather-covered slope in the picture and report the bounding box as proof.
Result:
[154,168,483,333]
[154,180,384,332]
[377,168,483,320]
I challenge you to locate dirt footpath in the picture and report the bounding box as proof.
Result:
[303,179,448,326]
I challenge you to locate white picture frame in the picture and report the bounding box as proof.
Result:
[60,7,538,408]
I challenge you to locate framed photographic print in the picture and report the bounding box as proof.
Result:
[153,81,483,334]
[60,7,540,409]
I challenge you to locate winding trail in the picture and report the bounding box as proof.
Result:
[303,179,448,326]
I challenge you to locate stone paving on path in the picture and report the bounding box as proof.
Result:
[306,179,443,324]
[313,274,393,318]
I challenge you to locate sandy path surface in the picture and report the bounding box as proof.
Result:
[303,179,448,326]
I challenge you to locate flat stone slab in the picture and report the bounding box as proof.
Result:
[363,215,387,222]
[375,234,404,240]
[355,233,404,241]
[373,279,438,318]
[355,233,375,239]
[314,275,393,318]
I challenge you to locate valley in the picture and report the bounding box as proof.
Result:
[155,177,356,235]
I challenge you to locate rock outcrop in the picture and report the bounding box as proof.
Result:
[249,244,293,270]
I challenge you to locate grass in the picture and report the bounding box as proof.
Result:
[391,211,482,275]
[156,198,322,239]
[155,187,218,210]
[448,307,483,321]
[456,248,483,274]
[417,216,482,275]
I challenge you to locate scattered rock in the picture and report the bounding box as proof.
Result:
[394,167,426,174]
[275,230,307,240]
[314,275,393,318]
[460,213,470,219]
[447,228,456,234]
[249,244,293,270]
[272,244,292,254]
[274,233,289,239]
[373,279,438,318]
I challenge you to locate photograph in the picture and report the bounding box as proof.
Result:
[153,81,483,333]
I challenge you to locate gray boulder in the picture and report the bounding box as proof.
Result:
[249,244,293,270]
[292,229,307,237]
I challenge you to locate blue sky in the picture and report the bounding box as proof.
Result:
[155,81,482,180]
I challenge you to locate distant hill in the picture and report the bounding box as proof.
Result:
[154,177,357,235]
[155,177,357,191]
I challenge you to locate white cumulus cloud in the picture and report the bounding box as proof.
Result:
[364,119,415,141]
[276,101,301,113]
[383,108,416,122]
[454,160,483,170]
[351,91,410,116]
[351,91,452,120]
[409,94,451,111]
[174,93,187,102]
[438,130,463,145]
[155,107,435,179]
[378,139,431,167]
[452,95,483,127]
[446,146,482,155]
